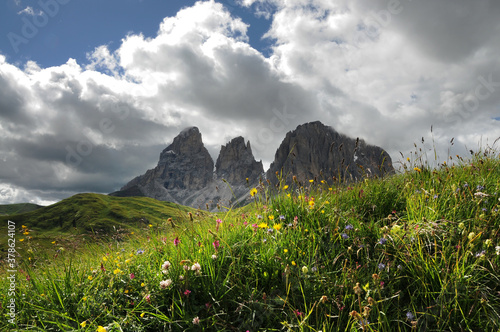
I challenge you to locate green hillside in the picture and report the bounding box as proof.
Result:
[0,203,43,216]
[0,193,198,257]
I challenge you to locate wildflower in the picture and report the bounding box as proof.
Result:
[145,294,151,302]
[496,246,500,255]
[476,185,485,191]
[140,313,145,318]
[353,283,363,295]
[406,311,415,321]
[367,297,375,306]
[212,240,220,251]
[468,232,476,241]
[268,215,274,221]
[141,283,145,287]
[458,222,465,230]
[311,266,317,273]
[250,188,258,197]
[80,321,87,328]
[179,275,185,281]
[216,218,222,232]
[192,316,200,325]
[378,263,385,270]
[320,295,328,303]
[174,237,180,247]
[113,268,122,275]
[88,276,93,281]
[162,261,171,271]
[283,185,289,190]
[19,239,24,242]
[184,289,191,296]
[345,224,354,231]
[294,309,303,317]
[292,261,296,266]
[258,222,268,229]
[191,262,202,275]
[341,233,349,239]
[378,237,387,245]
[273,223,282,232]
[413,167,421,173]
[136,249,144,255]
[267,228,274,234]
[301,266,308,274]
[160,279,172,289]
[211,254,217,260]
[130,273,135,279]
[257,214,263,220]
[475,250,486,258]
[97,326,107,332]
[284,249,288,253]
[148,224,153,228]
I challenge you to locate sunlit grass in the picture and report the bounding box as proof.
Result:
[1,146,500,331]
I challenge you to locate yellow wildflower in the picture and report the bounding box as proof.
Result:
[88,276,93,281]
[283,185,289,190]
[148,224,153,228]
[80,321,87,328]
[141,283,145,287]
[258,222,268,229]
[97,326,106,332]
[284,249,288,253]
[414,167,421,173]
[268,215,274,220]
[102,257,108,262]
[19,239,24,242]
[140,312,146,318]
[113,268,122,275]
[309,179,314,183]
[292,261,296,266]
[250,188,258,197]
[273,223,282,231]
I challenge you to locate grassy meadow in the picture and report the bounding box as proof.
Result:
[1,147,500,331]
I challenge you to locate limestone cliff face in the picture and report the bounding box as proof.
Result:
[266,121,394,184]
[111,128,261,210]
[215,137,263,185]
[111,121,394,210]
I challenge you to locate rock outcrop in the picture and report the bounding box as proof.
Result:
[111,121,394,210]
[111,128,263,210]
[215,137,263,185]
[266,121,394,184]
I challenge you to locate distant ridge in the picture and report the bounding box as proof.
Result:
[0,203,43,216]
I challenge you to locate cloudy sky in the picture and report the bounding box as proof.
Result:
[0,0,499,205]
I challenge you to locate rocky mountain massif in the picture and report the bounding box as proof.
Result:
[110,121,394,209]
